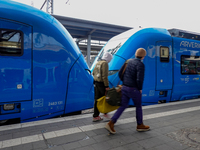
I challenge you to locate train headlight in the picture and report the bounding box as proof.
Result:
[3,104,15,110]
[108,70,119,76]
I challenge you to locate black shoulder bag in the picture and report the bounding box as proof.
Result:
[106,60,129,106]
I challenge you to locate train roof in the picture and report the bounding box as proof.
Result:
[168,28,200,41]
[0,0,54,27]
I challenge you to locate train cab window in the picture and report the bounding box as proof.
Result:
[0,29,23,56]
[160,47,169,62]
[181,55,200,75]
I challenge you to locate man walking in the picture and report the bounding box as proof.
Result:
[105,48,150,134]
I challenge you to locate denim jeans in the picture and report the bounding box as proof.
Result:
[111,85,143,125]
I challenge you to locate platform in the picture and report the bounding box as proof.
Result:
[0,99,200,150]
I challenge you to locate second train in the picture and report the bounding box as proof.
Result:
[91,27,200,105]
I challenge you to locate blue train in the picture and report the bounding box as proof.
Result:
[91,27,200,105]
[0,0,94,123]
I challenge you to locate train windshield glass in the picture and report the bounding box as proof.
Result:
[0,29,23,56]
[98,38,127,60]
[98,29,136,60]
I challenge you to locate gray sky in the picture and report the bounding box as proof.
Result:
[12,0,200,33]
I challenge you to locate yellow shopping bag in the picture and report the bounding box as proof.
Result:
[97,96,120,113]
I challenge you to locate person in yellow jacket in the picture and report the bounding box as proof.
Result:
[92,52,113,122]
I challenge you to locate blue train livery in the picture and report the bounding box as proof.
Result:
[91,27,200,105]
[0,0,94,123]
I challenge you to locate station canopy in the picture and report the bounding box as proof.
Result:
[52,15,133,53]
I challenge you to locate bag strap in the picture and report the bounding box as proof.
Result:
[117,59,130,85]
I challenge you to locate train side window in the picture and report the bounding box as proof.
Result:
[0,29,23,56]
[160,46,169,62]
[181,55,200,75]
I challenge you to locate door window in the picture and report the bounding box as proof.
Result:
[160,46,169,62]
[0,29,23,56]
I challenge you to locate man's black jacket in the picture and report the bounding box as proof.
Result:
[118,58,145,90]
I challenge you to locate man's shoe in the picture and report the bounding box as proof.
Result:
[137,123,150,131]
[105,120,116,134]
[93,116,103,122]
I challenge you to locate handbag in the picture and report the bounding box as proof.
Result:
[106,60,129,106]
[106,87,121,106]
[97,96,119,113]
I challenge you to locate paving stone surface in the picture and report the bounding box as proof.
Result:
[167,127,200,150]
[1,99,200,150]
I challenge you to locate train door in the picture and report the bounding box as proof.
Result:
[0,19,32,103]
[156,41,173,102]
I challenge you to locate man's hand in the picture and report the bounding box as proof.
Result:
[140,90,142,94]
[105,87,110,91]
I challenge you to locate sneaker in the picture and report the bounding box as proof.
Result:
[105,120,116,134]
[93,116,103,122]
[136,123,150,131]
[103,114,111,119]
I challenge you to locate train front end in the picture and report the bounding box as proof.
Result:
[0,0,94,123]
